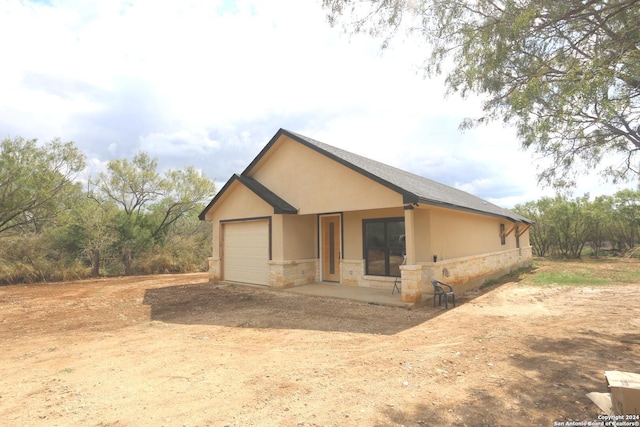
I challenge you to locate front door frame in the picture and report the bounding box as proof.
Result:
[320,213,342,282]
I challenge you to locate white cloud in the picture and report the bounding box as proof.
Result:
[140,129,220,157]
[1,0,635,209]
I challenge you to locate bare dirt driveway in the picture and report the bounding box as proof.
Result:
[1,259,639,426]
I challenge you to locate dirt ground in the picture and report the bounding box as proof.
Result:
[1,260,640,427]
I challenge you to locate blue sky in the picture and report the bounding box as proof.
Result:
[0,0,633,207]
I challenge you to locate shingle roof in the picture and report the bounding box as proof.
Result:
[278,129,532,224]
[234,174,298,214]
[198,174,297,220]
[201,128,532,224]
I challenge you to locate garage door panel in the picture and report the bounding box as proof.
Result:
[223,220,269,285]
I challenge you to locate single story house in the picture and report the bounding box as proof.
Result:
[199,128,533,304]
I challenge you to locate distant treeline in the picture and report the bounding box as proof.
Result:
[0,136,216,284]
[513,189,640,258]
[2,136,638,284]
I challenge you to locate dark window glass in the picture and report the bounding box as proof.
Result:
[387,220,405,276]
[364,218,405,276]
[365,222,386,275]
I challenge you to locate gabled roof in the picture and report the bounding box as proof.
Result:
[198,173,297,220]
[201,128,532,224]
[243,128,532,224]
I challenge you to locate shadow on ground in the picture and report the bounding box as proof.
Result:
[141,269,526,335]
[142,282,449,335]
[374,323,640,425]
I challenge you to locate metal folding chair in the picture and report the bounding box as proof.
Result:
[392,255,406,295]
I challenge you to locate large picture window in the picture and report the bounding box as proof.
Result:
[363,218,405,277]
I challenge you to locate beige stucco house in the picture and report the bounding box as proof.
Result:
[200,128,533,304]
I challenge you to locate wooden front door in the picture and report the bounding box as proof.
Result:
[321,215,341,282]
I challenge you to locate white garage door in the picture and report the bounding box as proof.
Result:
[223,220,269,285]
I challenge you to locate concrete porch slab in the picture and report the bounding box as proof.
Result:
[284,282,413,308]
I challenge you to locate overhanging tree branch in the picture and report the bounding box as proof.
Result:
[324,0,640,187]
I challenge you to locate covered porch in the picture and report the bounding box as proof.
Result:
[269,203,532,305]
[284,281,412,308]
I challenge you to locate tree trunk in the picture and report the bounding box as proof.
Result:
[91,248,100,277]
[123,248,132,276]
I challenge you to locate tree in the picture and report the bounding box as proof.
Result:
[0,137,85,235]
[548,195,592,258]
[324,0,640,188]
[147,166,217,242]
[585,195,613,257]
[609,187,640,251]
[89,152,160,273]
[91,152,163,217]
[513,198,553,256]
[515,195,594,258]
[59,197,120,277]
[90,152,216,274]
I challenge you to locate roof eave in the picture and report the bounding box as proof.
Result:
[241,129,288,176]
[235,174,298,214]
[236,128,533,224]
[417,197,534,224]
[403,194,421,204]
[199,174,298,220]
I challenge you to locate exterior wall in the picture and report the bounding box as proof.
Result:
[425,247,533,293]
[518,225,531,248]
[340,207,532,299]
[340,204,534,303]
[204,178,533,302]
[205,181,274,260]
[342,208,404,259]
[268,259,319,288]
[207,257,221,283]
[201,138,533,301]
[414,208,431,262]
[204,181,275,283]
[400,264,423,303]
[282,215,317,260]
[425,206,523,260]
[271,215,283,261]
[342,259,398,289]
[341,259,364,286]
[269,215,319,288]
[248,135,404,214]
[332,246,533,303]
[341,208,405,289]
[398,246,533,303]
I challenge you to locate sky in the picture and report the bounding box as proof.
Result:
[1,0,635,208]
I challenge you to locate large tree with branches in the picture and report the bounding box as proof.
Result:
[324,0,640,187]
[90,152,216,274]
[0,137,85,235]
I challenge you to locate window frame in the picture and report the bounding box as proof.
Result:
[362,217,406,277]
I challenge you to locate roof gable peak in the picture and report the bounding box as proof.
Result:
[211,128,532,224]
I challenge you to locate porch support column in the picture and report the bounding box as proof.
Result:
[400,264,422,303]
[401,205,422,303]
[403,205,416,265]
